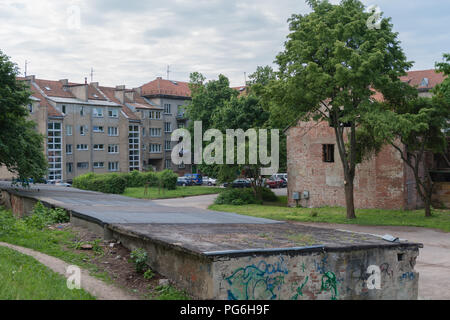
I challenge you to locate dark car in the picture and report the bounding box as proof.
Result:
[223,179,251,188]
[176,177,193,187]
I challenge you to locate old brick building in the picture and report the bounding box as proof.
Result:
[286,69,447,210]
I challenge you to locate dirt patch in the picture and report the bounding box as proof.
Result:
[57,224,185,300]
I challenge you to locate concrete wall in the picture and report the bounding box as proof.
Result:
[0,190,37,218]
[214,247,419,300]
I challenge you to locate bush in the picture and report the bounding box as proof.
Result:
[130,248,148,273]
[258,187,277,202]
[73,173,127,194]
[157,170,178,190]
[25,202,69,230]
[215,188,262,205]
[0,209,17,237]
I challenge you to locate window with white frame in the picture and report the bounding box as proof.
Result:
[93,107,103,117]
[66,144,72,154]
[108,108,119,118]
[66,162,73,173]
[80,106,85,116]
[76,144,89,151]
[108,162,119,171]
[66,125,72,136]
[165,140,172,151]
[47,122,63,181]
[93,144,104,151]
[94,162,104,169]
[164,104,171,114]
[165,159,171,169]
[93,126,104,133]
[128,125,140,172]
[79,125,87,135]
[177,122,185,129]
[149,144,161,153]
[150,128,161,137]
[149,110,161,119]
[108,127,119,136]
[108,144,119,153]
[164,122,172,133]
[77,162,89,169]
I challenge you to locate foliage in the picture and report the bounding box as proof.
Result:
[269,0,412,219]
[25,202,69,230]
[154,285,190,300]
[123,186,222,200]
[214,188,277,205]
[130,248,148,273]
[125,170,158,188]
[0,50,47,183]
[143,268,155,280]
[157,169,178,190]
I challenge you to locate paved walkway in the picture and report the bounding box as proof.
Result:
[0,242,137,300]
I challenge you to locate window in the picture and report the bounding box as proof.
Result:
[93,144,104,151]
[142,128,146,137]
[93,107,103,117]
[140,110,146,119]
[177,106,185,117]
[66,144,72,154]
[165,159,171,169]
[149,144,161,153]
[77,144,89,151]
[322,144,335,163]
[128,125,140,172]
[47,122,63,181]
[62,105,66,114]
[149,111,161,119]
[77,162,89,169]
[108,162,119,171]
[66,162,73,173]
[66,125,72,136]
[108,108,119,118]
[164,104,171,114]
[94,162,104,169]
[177,122,185,129]
[108,127,119,136]
[80,125,87,135]
[93,126,104,133]
[164,122,172,133]
[108,144,119,153]
[165,140,172,151]
[150,128,161,137]
[80,106,85,116]
[28,103,33,113]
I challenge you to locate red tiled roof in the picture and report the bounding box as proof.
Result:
[232,85,248,97]
[29,83,63,117]
[141,78,191,98]
[34,79,75,98]
[97,86,139,120]
[400,69,446,90]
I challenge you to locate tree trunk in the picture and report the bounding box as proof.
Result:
[344,181,356,219]
[424,198,432,217]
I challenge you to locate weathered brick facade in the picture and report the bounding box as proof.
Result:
[286,120,424,210]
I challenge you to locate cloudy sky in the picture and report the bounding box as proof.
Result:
[1,0,449,88]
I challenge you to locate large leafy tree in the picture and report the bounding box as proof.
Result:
[272,0,412,218]
[0,50,47,182]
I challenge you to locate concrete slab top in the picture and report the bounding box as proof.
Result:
[111,222,422,257]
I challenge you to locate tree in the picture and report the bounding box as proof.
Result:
[272,0,412,218]
[0,50,47,183]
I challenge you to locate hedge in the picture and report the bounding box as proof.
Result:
[72,170,179,194]
[214,187,277,205]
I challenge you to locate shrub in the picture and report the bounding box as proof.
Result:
[0,209,17,237]
[215,188,262,205]
[25,202,69,230]
[73,173,127,194]
[157,170,178,190]
[130,248,148,273]
[258,187,277,202]
[144,269,155,280]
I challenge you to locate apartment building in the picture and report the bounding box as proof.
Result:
[0,75,195,183]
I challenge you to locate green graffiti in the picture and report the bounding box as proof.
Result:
[320,271,338,300]
[292,276,309,300]
[301,262,306,273]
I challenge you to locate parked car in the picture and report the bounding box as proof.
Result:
[223,179,251,188]
[272,173,287,182]
[203,176,217,186]
[176,177,193,187]
[264,177,284,188]
[184,174,203,185]
[55,182,72,187]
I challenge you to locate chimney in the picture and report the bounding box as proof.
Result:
[125,90,135,102]
[59,79,68,85]
[25,75,35,82]
[85,77,88,85]
[157,77,162,80]
[114,85,126,104]
[133,87,142,96]
[66,81,88,101]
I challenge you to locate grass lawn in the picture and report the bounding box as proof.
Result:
[0,246,94,300]
[209,202,450,232]
[123,186,223,199]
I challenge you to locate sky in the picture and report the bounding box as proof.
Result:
[0,0,449,88]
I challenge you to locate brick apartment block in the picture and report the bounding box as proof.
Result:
[286,69,448,210]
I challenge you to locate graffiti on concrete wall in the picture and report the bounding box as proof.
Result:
[320,271,339,300]
[225,257,289,300]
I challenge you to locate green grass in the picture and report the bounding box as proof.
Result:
[209,202,450,232]
[123,186,223,199]
[0,246,94,300]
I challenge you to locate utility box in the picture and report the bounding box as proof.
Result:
[292,192,300,200]
[303,190,310,199]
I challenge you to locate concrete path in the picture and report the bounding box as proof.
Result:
[0,242,137,300]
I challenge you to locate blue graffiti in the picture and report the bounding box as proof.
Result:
[399,272,415,281]
[314,255,328,274]
[226,257,289,300]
